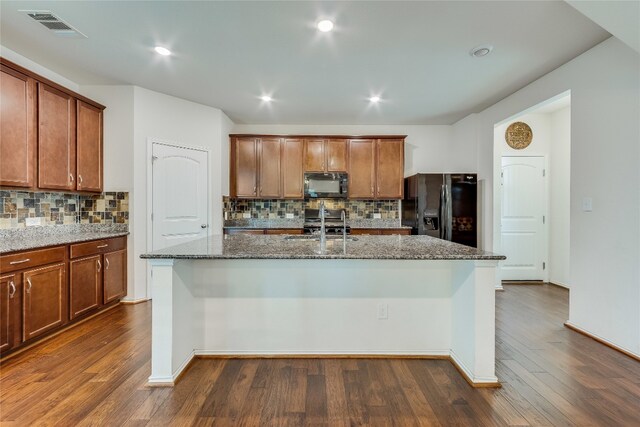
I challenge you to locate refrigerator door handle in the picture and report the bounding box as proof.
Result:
[444,183,453,241]
[439,184,446,239]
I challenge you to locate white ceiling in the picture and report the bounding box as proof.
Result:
[0,1,611,125]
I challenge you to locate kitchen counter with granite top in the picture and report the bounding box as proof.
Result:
[0,224,129,254]
[223,218,411,230]
[141,234,503,260]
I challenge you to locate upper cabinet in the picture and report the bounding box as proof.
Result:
[230,136,282,198]
[0,65,36,188]
[38,83,76,191]
[230,135,405,200]
[348,139,376,198]
[0,58,105,193]
[76,101,103,192]
[304,138,348,172]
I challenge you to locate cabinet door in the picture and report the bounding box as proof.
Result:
[69,255,101,319]
[327,139,347,172]
[304,139,325,172]
[232,138,258,198]
[23,263,66,341]
[76,101,103,193]
[38,83,76,191]
[103,250,127,304]
[376,139,404,199]
[282,138,304,198]
[258,138,281,198]
[348,139,376,198]
[0,274,21,353]
[0,65,36,188]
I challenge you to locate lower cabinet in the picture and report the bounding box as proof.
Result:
[103,249,126,304]
[0,274,21,352]
[23,263,66,341]
[224,228,304,235]
[0,235,127,358]
[351,228,411,235]
[70,255,101,319]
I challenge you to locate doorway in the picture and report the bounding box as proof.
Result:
[151,142,209,251]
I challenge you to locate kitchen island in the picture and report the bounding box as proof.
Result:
[141,234,505,387]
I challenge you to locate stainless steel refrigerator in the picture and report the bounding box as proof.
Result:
[402,174,478,247]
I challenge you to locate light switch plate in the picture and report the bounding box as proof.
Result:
[25,217,42,227]
[373,213,382,219]
[285,213,294,219]
[242,212,251,218]
[582,197,593,212]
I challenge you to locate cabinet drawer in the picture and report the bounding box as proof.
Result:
[70,236,127,259]
[380,229,411,235]
[265,229,304,235]
[0,246,66,274]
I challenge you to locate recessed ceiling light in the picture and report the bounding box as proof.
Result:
[470,45,493,58]
[369,96,381,103]
[260,95,272,102]
[154,46,172,56]
[317,20,334,32]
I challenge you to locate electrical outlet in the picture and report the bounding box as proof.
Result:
[582,197,593,212]
[286,213,294,219]
[377,303,388,320]
[242,212,251,219]
[373,213,382,219]
[25,217,42,227]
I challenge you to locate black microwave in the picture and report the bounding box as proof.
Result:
[304,173,348,198]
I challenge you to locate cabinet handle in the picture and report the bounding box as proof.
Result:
[8,281,16,298]
[97,260,102,272]
[253,186,257,195]
[96,244,109,248]
[26,278,32,294]
[9,258,30,265]
[371,185,374,196]
[78,175,83,185]
[105,258,110,270]
[69,174,74,183]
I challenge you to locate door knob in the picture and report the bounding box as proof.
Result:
[201,224,208,228]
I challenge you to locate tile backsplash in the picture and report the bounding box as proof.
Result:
[0,190,128,229]
[223,197,399,220]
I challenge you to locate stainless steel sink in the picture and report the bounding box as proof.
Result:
[284,235,358,242]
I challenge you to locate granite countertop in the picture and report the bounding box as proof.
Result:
[0,224,129,254]
[223,219,411,229]
[141,234,505,261]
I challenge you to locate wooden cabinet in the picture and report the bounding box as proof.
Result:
[38,83,76,191]
[0,58,105,193]
[69,255,101,319]
[304,138,347,172]
[69,238,128,310]
[351,228,411,235]
[348,139,376,198]
[348,138,404,199]
[376,139,404,199]
[76,101,103,192]
[258,138,282,198]
[23,263,66,341]
[282,138,304,198]
[230,134,404,200]
[224,228,304,235]
[103,249,127,304]
[0,274,21,353]
[0,65,36,188]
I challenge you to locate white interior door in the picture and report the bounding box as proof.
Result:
[152,143,209,250]
[500,156,546,281]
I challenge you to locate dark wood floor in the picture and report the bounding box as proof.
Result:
[1,284,639,426]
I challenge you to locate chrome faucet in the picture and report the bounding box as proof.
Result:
[319,200,327,249]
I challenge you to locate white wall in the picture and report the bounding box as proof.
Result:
[231,124,470,183]
[461,37,639,356]
[549,107,571,287]
[0,45,80,91]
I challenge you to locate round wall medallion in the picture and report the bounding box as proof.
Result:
[505,122,533,150]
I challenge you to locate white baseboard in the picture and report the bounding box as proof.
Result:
[449,350,499,385]
[564,321,640,361]
[147,350,195,386]
[193,349,451,358]
[549,281,570,289]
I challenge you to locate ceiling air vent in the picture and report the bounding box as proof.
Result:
[21,10,87,38]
